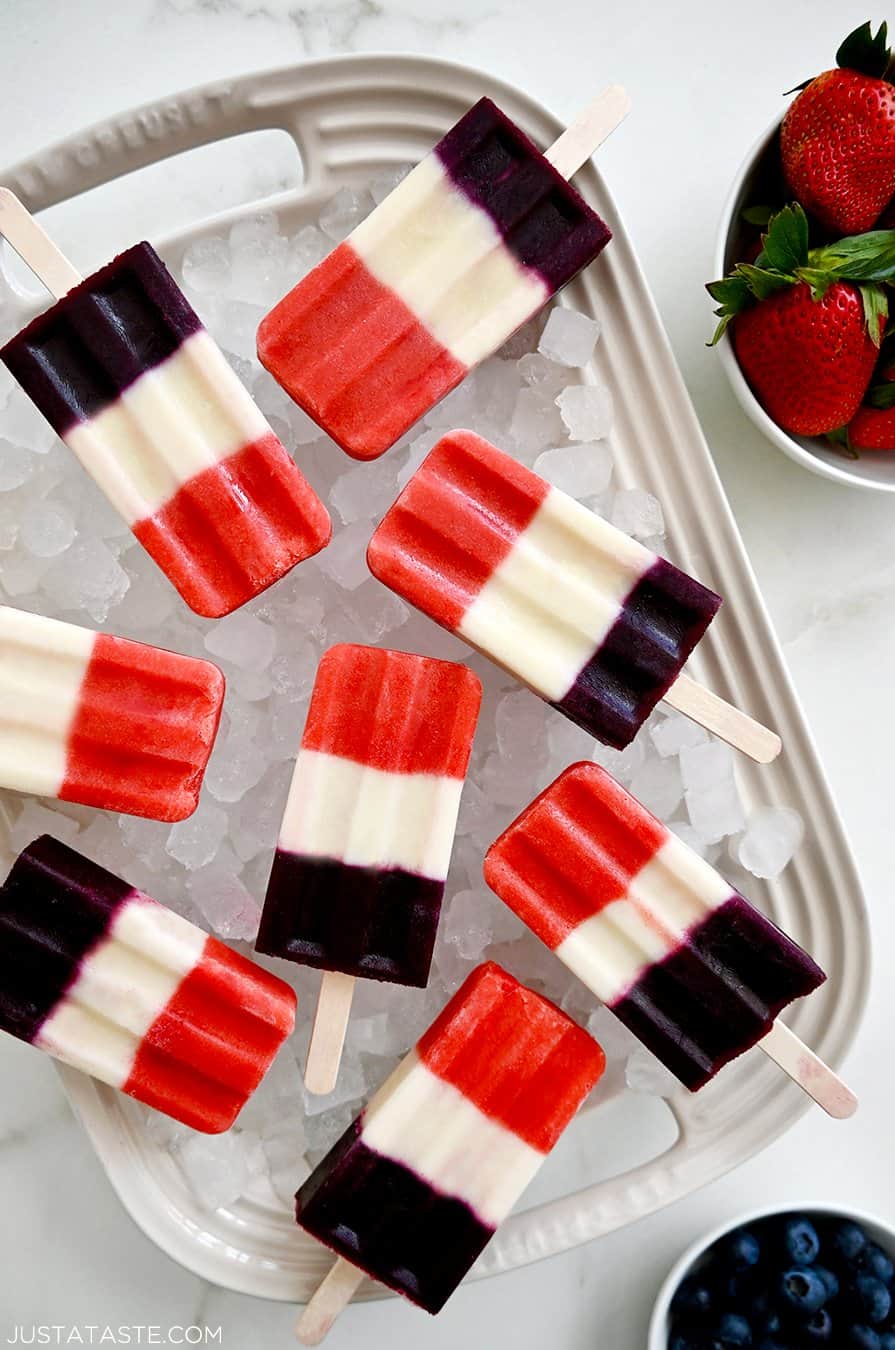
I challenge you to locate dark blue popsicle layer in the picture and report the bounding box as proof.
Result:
[555,557,723,749]
[435,97,611,291]
[256,852,444,986]
[0,835,132,1044]
[610,893,826,1090]
[296,1119,494,1314]
[0,242,202,434]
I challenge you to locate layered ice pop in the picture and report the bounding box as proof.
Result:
[0,835,296,1132]
[368,430,722,750]
[295,962,604,1327]
[484,763,826,1091]
[0,606,224,821]
[257,643,481,1092]
[257,97,612,461]
[1,241,331,617]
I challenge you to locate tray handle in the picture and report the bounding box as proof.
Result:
[0,68,329,214]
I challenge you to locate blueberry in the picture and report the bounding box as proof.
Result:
[862,1245,895,1285]
[846,1329,881,1350]
[783,1217,820,1266]
[714,1313,752,1347]
[670,1336,702,1350]
[672,1276,715,1321]
[719,1230,762,1272]
[814,1266,840,1301]
[800,1308,833,1342]
[833,1221,870,1265]
[858,1277,893,1324]
[879,1334,895,1350]
[779,1268,828,1313]
[755,1342,785,1350]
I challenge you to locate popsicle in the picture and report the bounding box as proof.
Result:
[484,763,856,1118]
[0,605,224,821]
[368,430,779,762]
[257,89,630,461]
[256,643,481,1094]
[0,834,297,1132]
[0,190,331,618]
[295,962,605,1341]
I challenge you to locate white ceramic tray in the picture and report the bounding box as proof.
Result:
[0,56,870,1302]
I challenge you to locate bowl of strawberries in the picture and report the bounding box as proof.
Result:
[712,20,895,491]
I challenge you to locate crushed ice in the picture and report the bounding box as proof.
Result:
[0,178,804,1211]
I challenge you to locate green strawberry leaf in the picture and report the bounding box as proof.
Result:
[810,230,895,282]
[737,263,796,299]
[706,275,751,308]
[741,204,775,227]
[836,20,891,79]
[825,426,859,459]
[860,283,888,344]
[869,381,895,408]
[761,203,810,272]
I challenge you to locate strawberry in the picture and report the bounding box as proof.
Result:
[707,204,895,436]
[781,22,895,236]
[845,337,895,449]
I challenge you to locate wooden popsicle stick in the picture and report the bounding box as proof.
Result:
[296,1257,365,1345]
[663,672,782,764]
[304,971,356,1096]
[0,188,81,300]
[545,84,632,179]
[759,1019,857,1119]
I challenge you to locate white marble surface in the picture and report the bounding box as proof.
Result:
[0,0,892,1345]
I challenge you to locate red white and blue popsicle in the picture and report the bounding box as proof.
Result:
[0,193,331,618]
[257,643,481,1093]
[368,431,780,761]
[484,763,856,1117]
[0,835,297,1133]
[0,606,224,821]
[295,962,605,1340]
[258,90,629,461]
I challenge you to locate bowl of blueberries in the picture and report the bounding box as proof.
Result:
[649,1206,895,1348]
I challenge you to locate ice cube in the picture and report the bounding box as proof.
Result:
[737,806,804,879]
[331,458,397,525]
[19,501,76,558]
[649,713,709,758]
[319,186,373,241]
[175,1131,250,1212]
[288,224,328,276]
[204,611,276,673]
[369,164,412,205]
[510,387,565,458]
[533,442,612,499]
[556,383,613,441]
[685,778,746,845]
[2,385,57,454]
[317,523,370,591]
[166,799,229,870]
[188,865,262,941]
[517,352,567,396]
[42,537,130,623]
[228,234,290,307]
[444,888,493,961]
[0,441,34,491]
[205,739,268,804]
[537,308,600,367]
[396,429,441,489]
[628,755,683,820]
[263,1119,312,1206]
[611,488,665,541]
[586,1004,642,1061]
[10,801,80,854]
[181,235,230,296]
[679,740,734,793]
[667,819,710,857]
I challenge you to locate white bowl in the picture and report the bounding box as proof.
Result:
[714,117,895,493]
[648,1203,895,1348]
